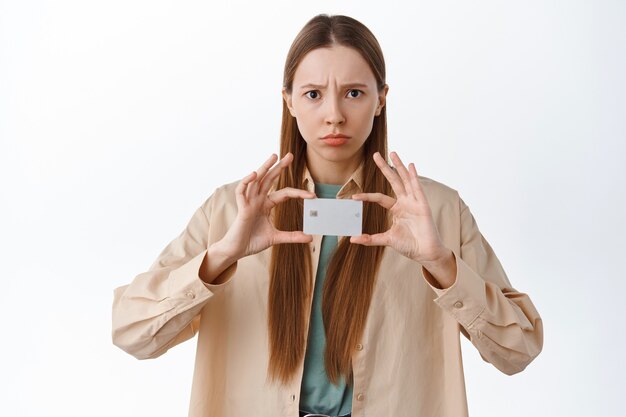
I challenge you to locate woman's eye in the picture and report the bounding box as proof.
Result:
[306,91,319,99]
[347,89,362,98]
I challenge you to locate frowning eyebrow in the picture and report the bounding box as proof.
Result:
[298,83,370,91]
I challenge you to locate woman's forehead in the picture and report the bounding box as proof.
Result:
[293,44,377,88]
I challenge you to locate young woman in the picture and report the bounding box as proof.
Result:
[112,14,543,417]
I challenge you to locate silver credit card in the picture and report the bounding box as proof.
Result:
[303,198,363,236]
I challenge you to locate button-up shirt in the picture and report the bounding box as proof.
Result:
[112,164,543,417]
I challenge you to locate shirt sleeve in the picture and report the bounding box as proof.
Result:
[111,194,236,360]
[425,196,544,375]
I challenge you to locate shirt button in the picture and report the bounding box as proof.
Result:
[312,245,316,252]
[355,343,364,351]
[186,291,195,299]
[290,394,296,402]
[453,301,463,309]
[356,393,365,401]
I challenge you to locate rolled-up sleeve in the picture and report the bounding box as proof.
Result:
[427,197,543,375]
[112,195,235,359]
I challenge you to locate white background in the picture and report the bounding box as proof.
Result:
[1,1,625,416]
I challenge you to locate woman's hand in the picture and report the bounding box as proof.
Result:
[350,152,457,288]
[216,153,315,262]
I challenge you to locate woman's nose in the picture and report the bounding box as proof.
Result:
[324,97,345,125]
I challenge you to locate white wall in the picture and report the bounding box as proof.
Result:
[1,1,624,416]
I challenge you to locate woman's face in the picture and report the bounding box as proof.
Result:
[283,44,387,173]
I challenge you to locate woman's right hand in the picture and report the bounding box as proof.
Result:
[215,152,315,262]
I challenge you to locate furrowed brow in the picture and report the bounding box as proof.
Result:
[298,83,325,91]
[298,82,371,91]
[342,83,370,89]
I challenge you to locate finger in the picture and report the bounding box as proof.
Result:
[351,192,395,210]
[273,231,314,245]
[349,232,390,247]
[373,152,406,195]
[236,171,257,206]
[253,154,279,185]
[246,154,278,196]
[408,163,428,202]
[269,187,316,205]
[259,153,294,194]
[389,151,414,196]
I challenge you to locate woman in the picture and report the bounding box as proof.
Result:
[112,14,543,417]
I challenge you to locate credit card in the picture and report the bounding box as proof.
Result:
[303,198,363,236]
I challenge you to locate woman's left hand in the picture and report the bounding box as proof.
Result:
[350,151,457,288]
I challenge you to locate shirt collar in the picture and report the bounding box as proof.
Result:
[302,162,364,197]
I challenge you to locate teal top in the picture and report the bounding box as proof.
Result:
[299,183,353,415]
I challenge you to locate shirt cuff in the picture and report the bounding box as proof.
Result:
[167,250,233,309]
[423,253,487,330]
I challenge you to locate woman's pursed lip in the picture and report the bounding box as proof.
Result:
[321,133,350,139]
[321,137,349,146]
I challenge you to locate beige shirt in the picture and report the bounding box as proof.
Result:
[112,165,543,417]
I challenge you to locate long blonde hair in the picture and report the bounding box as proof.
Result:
[268,14,392,384]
